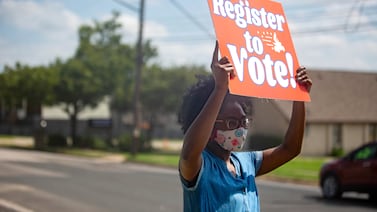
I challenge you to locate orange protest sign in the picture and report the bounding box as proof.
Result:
[208,0,310,102]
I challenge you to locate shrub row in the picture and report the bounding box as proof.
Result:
[46,133,151,152]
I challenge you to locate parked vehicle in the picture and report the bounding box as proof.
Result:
[319,141,377,201]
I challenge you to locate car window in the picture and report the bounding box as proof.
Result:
[353,145,377,160]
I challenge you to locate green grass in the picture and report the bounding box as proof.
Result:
[265,156,331,183]
[0,135,16,138]
[0,138,332,184]
[126,152,179,168]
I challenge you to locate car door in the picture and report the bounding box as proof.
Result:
[367,145,377,186]
[341,144,377,187]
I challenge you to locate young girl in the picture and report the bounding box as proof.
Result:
[178,41,312,212]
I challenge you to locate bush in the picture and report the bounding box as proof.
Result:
[91,137,108,150]
[47,134,67,147]
[117,133,151,152]
[118,134,133,151]
[330,147,344,157]
[73,136,109,150]
[73,136,92,148]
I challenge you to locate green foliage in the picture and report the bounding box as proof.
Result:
[330,147,344,157]
[118,133,133,151]
[50,12,157,145]
[118,133,151,152]
[0,62,58,126]
[127,153,179,168]
[1,63,58,104]
[141,65,209,115]
[268,156,329,182]
[73,135,106,149]
[54,58,103,110]
[47,134,108,150]
[91,137,108,150]
[0,10,210,154]
[47,134,67,147]
[140,65,209,140]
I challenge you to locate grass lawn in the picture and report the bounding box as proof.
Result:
[126,152,179,168]
[264,156,332,184]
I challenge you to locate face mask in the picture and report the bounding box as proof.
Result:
[214,127,248,151]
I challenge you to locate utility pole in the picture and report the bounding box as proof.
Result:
[113,0,145,155]
[132,0,145,156]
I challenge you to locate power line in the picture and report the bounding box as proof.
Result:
[112,0,138,12]
[169,0,215,40]
[292,21,377,35]
[345,0,365,32]
[111,0,377,43]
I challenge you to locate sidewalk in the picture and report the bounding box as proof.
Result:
[0,136,33,148]
[151,139,182,153]
[0,137,183,152]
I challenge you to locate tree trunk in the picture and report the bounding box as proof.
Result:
[7,99,17,134]
[144,113,156,151]
[70,103,78,147]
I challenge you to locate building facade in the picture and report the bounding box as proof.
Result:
[248,70,377,156]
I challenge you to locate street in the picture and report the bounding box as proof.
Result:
[0,148,376,212]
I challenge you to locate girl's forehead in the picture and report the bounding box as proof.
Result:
[219,96,245,115]
[223,94,248,107]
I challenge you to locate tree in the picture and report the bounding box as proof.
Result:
[141,64,209,141]
[51,11,157,146]
[0,62,57,148]
[0,63,57,124]
[0,64,23,131]
[17,64,58,120]
[52,58,106,146]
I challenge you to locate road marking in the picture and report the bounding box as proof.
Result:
[0,183,100,211]
[0,183,34,193]
[0,198,34,212]
[0,163,67,178]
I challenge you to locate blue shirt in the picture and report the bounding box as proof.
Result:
[181,150,263,212]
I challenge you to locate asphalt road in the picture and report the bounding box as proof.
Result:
[0,148,376,212]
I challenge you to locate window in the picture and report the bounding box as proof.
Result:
[353,145,377,160]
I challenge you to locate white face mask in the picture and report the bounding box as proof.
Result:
[214,127,248,151]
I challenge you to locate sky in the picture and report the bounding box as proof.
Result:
[1,0,377,73]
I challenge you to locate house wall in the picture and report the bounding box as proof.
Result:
[250,100,288,137]
[301,124,329,156]
[301,123,371,156]
[343,124,365,153]
[42,119,109,138]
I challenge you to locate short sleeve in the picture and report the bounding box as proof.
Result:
[253,151,263,173]
[180,156,204,191]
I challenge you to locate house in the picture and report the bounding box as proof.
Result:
[248,70,377,156]
[41,97,114,139]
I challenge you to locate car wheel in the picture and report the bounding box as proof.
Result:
[321,174,341,199]
[369,192,377,202]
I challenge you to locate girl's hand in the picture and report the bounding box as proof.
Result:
[295,66,312,93]
[210,41,235,91]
